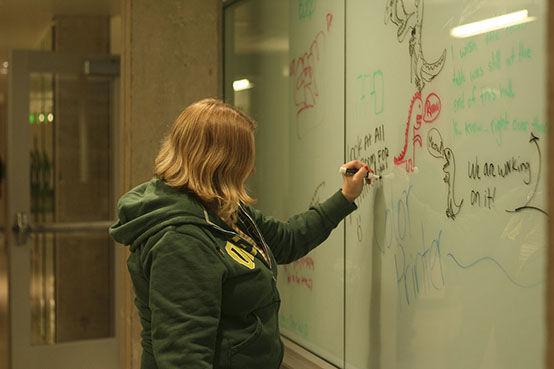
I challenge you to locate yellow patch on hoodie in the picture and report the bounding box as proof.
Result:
[225,242,255,270]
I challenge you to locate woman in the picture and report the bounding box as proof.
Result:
[109,98,370,369]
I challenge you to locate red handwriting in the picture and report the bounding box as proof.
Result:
[290,13,334,116]
[326,12,333,31]
[284,256,315,291]
[292,256,315,270]
[287,274,313,290]
[424,93,441,122]
[290,31,325,115]
[394,91,442,173]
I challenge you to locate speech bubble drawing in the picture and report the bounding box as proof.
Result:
[427,127,445,158]
[423,92,441,123]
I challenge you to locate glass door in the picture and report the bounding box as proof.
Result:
[7,50,119,369]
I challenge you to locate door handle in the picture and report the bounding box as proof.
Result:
[12,212,114,246]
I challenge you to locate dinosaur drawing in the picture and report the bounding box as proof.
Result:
[443,147,463,219]
[385,0,446,91]
[393,91,423,172]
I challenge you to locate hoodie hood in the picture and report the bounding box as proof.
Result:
[110,177,229,251]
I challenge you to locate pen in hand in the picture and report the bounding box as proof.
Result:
[339,166,381,180]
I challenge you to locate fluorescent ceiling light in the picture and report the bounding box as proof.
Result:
[450,10,536,38]
[233,79,254,92]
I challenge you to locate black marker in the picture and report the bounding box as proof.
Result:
[339,166,381,180]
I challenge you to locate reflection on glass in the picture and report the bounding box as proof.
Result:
[29,73,56,345]
[29,72,114,345]
[224,0,290,210]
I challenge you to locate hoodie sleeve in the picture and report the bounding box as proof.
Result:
[247,190,357,264]
[143,231,226,369]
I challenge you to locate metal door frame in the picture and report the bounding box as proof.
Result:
[7,49,119,369]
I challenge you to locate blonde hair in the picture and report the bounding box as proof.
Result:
[154,98,256,224]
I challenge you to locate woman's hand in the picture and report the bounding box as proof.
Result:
[340,160,371,203]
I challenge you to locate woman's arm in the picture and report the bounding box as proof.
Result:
[145,231,227,369]
[247,190,357,264]
[247,160,369,264]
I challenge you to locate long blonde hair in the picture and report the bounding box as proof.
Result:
[154,98,256,224]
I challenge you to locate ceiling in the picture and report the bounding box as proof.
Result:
[0,0,120,65]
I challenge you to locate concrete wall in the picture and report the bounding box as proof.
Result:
[119,1,221,367]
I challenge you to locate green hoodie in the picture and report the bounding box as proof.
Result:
[109,177,357,369]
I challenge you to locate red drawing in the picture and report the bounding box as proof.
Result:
[290,13,334,116]
[293,256,315,270]
[290,31,325,115]
[283,256,315,291]
[424,92,441,122]
[394,91,442,173]
[286,274,314,290]
[326,12,333,31]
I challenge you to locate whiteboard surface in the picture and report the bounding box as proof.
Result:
[225,0,547,367]
[278,0,345,365]
[345,0,546,368]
